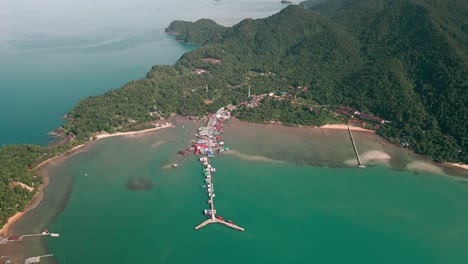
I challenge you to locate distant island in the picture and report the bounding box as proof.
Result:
[1,1,467,233]
[281,0,293,4]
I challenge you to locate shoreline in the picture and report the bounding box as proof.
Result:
[1,120,465,237]
[445,162,468,171]
[229,118,467,173]
[0,123,174,236]
[319,124,375,133]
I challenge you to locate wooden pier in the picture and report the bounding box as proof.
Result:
[24,254,53,264]
[194,108,245,232]
[2,232,60,245]
[195,158,244,232]
[347,125,365,168]
[5,233,49,243]
[195,218,245,232]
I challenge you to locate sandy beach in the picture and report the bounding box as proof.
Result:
[446,163,468,171]
[0,212,26,236]
[94,123,174,140]
[320,124,375,133]
[0,123,174,236]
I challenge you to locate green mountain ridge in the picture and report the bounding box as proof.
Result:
[165,19,227,44]
[65,3,468,162]
[1,0,467,228]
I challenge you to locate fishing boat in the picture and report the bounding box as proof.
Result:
[204,209,216,216]
[50,233,60,238]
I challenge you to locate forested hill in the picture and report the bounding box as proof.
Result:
[1,1,467,228]
[299,0,468,161]
[64,3,466,162]
[165,19,227,44]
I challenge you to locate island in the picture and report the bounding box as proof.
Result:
[1,0,467,236]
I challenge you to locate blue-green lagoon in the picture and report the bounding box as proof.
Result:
[8,118,468,264]
[2,1,468,264]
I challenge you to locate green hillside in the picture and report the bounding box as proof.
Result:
[301,0,468,161]
[165,19,227,44]
[64,3,467,162]
[1,0,467,228]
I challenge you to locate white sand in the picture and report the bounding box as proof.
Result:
[344,150,391,166]
[445,162,468,171]
[320,124,375,133]
[95,123,173,140]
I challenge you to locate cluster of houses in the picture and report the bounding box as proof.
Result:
[193,108,231,156]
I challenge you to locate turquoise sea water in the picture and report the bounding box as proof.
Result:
[0,0,284,145]
[41,122,468,264]
[2,1,468,263]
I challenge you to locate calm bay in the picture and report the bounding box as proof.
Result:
[1,1,468,264]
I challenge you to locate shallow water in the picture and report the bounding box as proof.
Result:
[27,119,468,264]
[0,0,285,145]
[3,1,468,263]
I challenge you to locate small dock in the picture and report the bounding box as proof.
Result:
[348,125,365,168]
[24,254,53,264]
[1,232,59,244]
[195,218,245,232]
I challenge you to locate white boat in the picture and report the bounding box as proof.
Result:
[50,233,60,238]
[172,164,178,168]
[203,209,216,216]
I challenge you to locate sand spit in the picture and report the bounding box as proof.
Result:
[0,123,174,236]
[344,150,391,166]
[95,123,174,140]
[224,150,285,164]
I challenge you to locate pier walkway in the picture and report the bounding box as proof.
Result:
[24,254,53,264]
[1,232,60,245]
[347,125,365,168]
[194,107,245,232]
[195,218,245,232]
